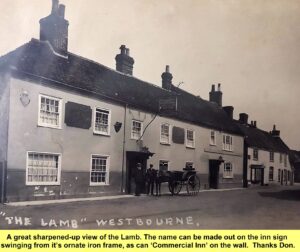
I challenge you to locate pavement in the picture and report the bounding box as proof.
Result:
[6,187,245,206]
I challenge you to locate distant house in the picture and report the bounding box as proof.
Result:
[235,115,293,186]
[0,1,245,202]
[289,150,300,183]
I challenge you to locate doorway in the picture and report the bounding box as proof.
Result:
[209,160,220,189]
[250,165,264,185]
[126,151,153,194]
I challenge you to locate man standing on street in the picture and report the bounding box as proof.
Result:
[146,164,156,195]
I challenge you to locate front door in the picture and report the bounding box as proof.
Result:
[209,160,220,189]
[251,167,264,185]
[126,153,147,194]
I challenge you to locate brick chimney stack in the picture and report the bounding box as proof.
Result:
[209,83,223,106]
[271,124,280,137]
[39,0,69,56]
[239,113,249,125]
[115,45,135,75]
[161,65,173,90]
[223,106,234,119]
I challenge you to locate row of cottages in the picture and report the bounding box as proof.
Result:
[289,150,300,183]
[0,1,244,202]
[0,1,293,202]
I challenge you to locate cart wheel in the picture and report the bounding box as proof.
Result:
[168,181,182,195]
[186,174,200,195]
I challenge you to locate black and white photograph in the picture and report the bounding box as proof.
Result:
[0,0,300,229]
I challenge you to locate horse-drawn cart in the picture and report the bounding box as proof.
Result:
[157,168,200,195]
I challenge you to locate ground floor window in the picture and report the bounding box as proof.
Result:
[90,155,109,185]
[223,162,233,178]
[269,167,274,181]
[278,169,281,182]
[159,160,169,172]
[26,152,61,185]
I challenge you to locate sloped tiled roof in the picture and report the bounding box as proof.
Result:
[0,39,243,135]
[236,122,290,153]
[289,150,300,164]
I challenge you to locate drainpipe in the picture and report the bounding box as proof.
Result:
[243,137,248,188]
[121,104,128,193]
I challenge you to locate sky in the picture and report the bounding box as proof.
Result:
[1,0,300,150]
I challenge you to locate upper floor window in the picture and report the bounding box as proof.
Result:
[223,162,233,178]
[26,152,61,185]
[159,160,169,172]
[222,134,233,151]
[284,154,287,167]
[279,153,283,163]
[269,167,274,181]
[253,149,259,160]
[270,151,274,162]
[210,131,216,145]
[90,155,109,185]
[186,129,195,148]
[94,108,111,135]
[131,120,143,140]
[38,94,62,129]
[160,123,171,144]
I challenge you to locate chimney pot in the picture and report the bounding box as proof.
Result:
[52,0,59,14]
[209,84,222,106]
[218,83,221,91]
[166,65,170,73]
[58,4,65,18]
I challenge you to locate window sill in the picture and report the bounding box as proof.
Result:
[26,182,60,186]
[37,124,62,130]
[90,183,110,186]
[186,145,195,149]
[160,142,171,146]
[93,132,110,137]
[209,143,217,146]
[222,149,233,152]
[223,177,234,179]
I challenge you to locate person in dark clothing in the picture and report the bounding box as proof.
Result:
[146,164,156,195]
[134,163,144,196]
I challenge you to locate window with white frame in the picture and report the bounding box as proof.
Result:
[253,148,259,160]
[185,162,194,170]
[38,94,62,128]
[210,131,216,145]
[269,167,274,181]
[270,151,274,162]
[223,162,233,178]
[26,152,61,185]
[222,134,233,151]
[131,120,143,140]
[186,129,195,148]
[159,160,169,172]
[90,155,109,185]
[160,123,171,144]
[284,154,287,167]
[94,108,110,135]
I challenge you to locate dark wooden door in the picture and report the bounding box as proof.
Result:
[209,160,220,189]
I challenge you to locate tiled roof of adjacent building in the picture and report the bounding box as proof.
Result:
[0,39,243,135]
[236,121,290,153]
[289,150,300,164]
